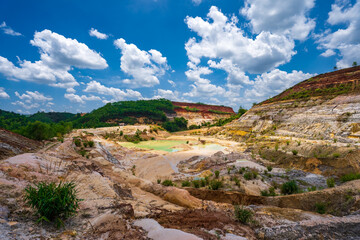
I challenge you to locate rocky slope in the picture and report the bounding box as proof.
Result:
[221,66,360,176]
[170,101,235,126]
[0,128,40,160]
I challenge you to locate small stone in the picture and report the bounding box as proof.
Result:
[7,221,18,227]
[28,227,33,232]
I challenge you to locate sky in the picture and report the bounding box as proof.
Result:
[0,0,359,114]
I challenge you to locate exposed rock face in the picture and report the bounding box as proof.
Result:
[0,128,40,160]
[171,101,235,126]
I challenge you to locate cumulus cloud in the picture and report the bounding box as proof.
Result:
[244,69,314,101]
[0,30,108,89]
[0,87,10,99]
[84,80,142,102]
[0,21,22,36]
[321,49,336,57]
[153,89,181,101]
[183,6,297,101]
[12,90,53,110]
[64,93,101,104]
[241,0,315,41]
[114,38,169,87]
[89,28,109,40]
[318,1,360,68]
[185,6,295,74]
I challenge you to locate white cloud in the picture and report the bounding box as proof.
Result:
[15,91,53,102]
[153,89,180,101]
[244,69,314,101]
[168,80,176,87]
[0,22,22,36]
[64,93,101,104]
[89,28,109,40]
[12,90,53,110]
[321,49,336,57]
[318,1,360,68]
[0,29,108,89]
[114,38,169,87]
[185,6,295,74]
[0,87,10,99]
[241,0,315,41]
[84,81,142,102]
[192,0,202,6]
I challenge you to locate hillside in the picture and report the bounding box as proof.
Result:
[171,101,235,126]
[222,66,360,176]
[0,128,40,160]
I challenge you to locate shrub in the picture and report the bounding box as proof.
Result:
[234,177,240,187]
[286,140,290,146]
[215,170,220,178]
[24,182,81,228]
[83,141,88,147]
[340,173,360,182]
[315,202,326,214]
[162,180,174,186]
[192,180,201,188]
[227,167,231,174]
[209,180,222,190]
[120,130,123,136]
[333,153,340,158]
[292,150,298,155]
[281,180,299,195]
[181,180,191,187]
[326,178,335,188]
[261,187,276,196]
[74,138,81,147]
[157,179,161,184]
[267,166,273,172]
[234,205,253,224]
[88,140,94,147]
[79,150,86,157]
[244,172,253,180]
[275,143,279,151]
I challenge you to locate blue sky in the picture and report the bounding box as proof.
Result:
[0,0,359,114]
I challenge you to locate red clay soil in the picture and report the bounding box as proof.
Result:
[172,101,235,114]
[262,65,360,104]
[150,209,257,240]
[0,128,40,160]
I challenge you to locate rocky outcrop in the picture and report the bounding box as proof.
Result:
[171,101,235,126]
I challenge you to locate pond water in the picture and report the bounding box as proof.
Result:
[118,140,187,152]
[118,140,226,153]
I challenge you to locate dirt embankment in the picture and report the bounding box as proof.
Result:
[0,128,40,160]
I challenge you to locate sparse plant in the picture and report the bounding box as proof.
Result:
[275,143,279,151]
[181,180,191,187]
[192,180,201,188]
[74,138,81,147]
[281,180,299,195]
[215,170,220,178]
[24,181,81,228]
[327,178,335,188]
[244,172,252,180]
[340,173,360,182]
[227,167,231,174]
[267,166,273,172]
[88,140,94,147]
[292,150,298,155]
[315,202,326,214]
[286,140,290,146]
[334,138,337,143]
[234,205,253,224]
[120,130,123,136]
[162,180,174,186]
[333,153,340,158]
[83,141,88,147]
[157,179,161,184]
[209,180,222,190]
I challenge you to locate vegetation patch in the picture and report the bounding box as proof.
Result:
[24,181,81,228]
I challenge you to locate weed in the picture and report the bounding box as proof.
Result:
[234,205,253,224]
[340,173,360,182]
[281,180,299,195]
[192,180,201,188]
[292,150,298,155]
[88,141,94,147]
[162,180,174,186]
[24,181,81,228]
[181,180,191,187]
[315,202,326,214]
[157,179,161,184]
[209,180,222,190]
[327,178,335,188]
[267,166,273,172]
[74,139,81,147]
[215,170,220,178]
[333,153,340,158]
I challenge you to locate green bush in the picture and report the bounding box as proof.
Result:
[267,166,273,172]
[162,180,174,186]
[74,139,81,147]
[315,202,326,214]
[192,180,201,188]
[209,180,222,190]
[88,140,94,147]
[261,187,276,196]
[181,180,191,187]
[83,141,88,147]
[234,205,253,224]
[333,153,340,158]
[326,178,335,188]
[24,182,81,228]
[162,117,188,132]
[292,150,298,155]
[215,170,220,178]
[340,173,360,182]
[281,180,299,195]
[244,172,253,180]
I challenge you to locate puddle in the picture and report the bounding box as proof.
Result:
[118,140,187,152]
